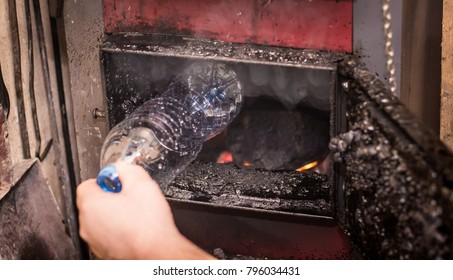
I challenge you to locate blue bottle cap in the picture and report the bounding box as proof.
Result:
[96,165,122,193]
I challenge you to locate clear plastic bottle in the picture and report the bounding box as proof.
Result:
[98,62,243,191]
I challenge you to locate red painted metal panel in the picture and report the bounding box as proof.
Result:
[103,0,352,52]
[172,205,352,259]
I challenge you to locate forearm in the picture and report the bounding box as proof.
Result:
[140,232,216,260]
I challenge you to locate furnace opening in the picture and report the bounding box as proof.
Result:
[102,36,338,217]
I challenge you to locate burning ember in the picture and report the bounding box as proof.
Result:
[296,161,319,172]
[217,151,233,164]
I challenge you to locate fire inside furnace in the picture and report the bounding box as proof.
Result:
[217,150,319,172]
[197,96,331,175]
[166,88,333,217]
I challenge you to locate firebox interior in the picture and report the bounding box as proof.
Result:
[100,34,347,258]
[103,50,335,210]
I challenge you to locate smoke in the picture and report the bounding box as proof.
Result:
[234,63,332,111]
[109,52,332,113]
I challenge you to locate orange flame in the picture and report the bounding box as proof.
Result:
[217,150,319,172]
[296,161,319,172]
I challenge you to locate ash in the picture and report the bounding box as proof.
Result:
[165,162,332,216]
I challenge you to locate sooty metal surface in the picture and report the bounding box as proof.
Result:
[102,33,344,69]
[166,162,331,217]
[332,58,453,259]
[170,199,351,260]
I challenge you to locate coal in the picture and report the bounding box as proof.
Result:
[225,98,330,170]
[165,162,332,216]
[197,97,331,171]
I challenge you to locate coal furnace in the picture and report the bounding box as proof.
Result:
[94,0,453,259]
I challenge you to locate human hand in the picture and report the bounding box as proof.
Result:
[76,162,215,260]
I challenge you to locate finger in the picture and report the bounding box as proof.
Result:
[76,178,107,209]
[77,178,103,197]
[113,162,161,193]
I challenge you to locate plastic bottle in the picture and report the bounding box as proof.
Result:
[97,61,243,192]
